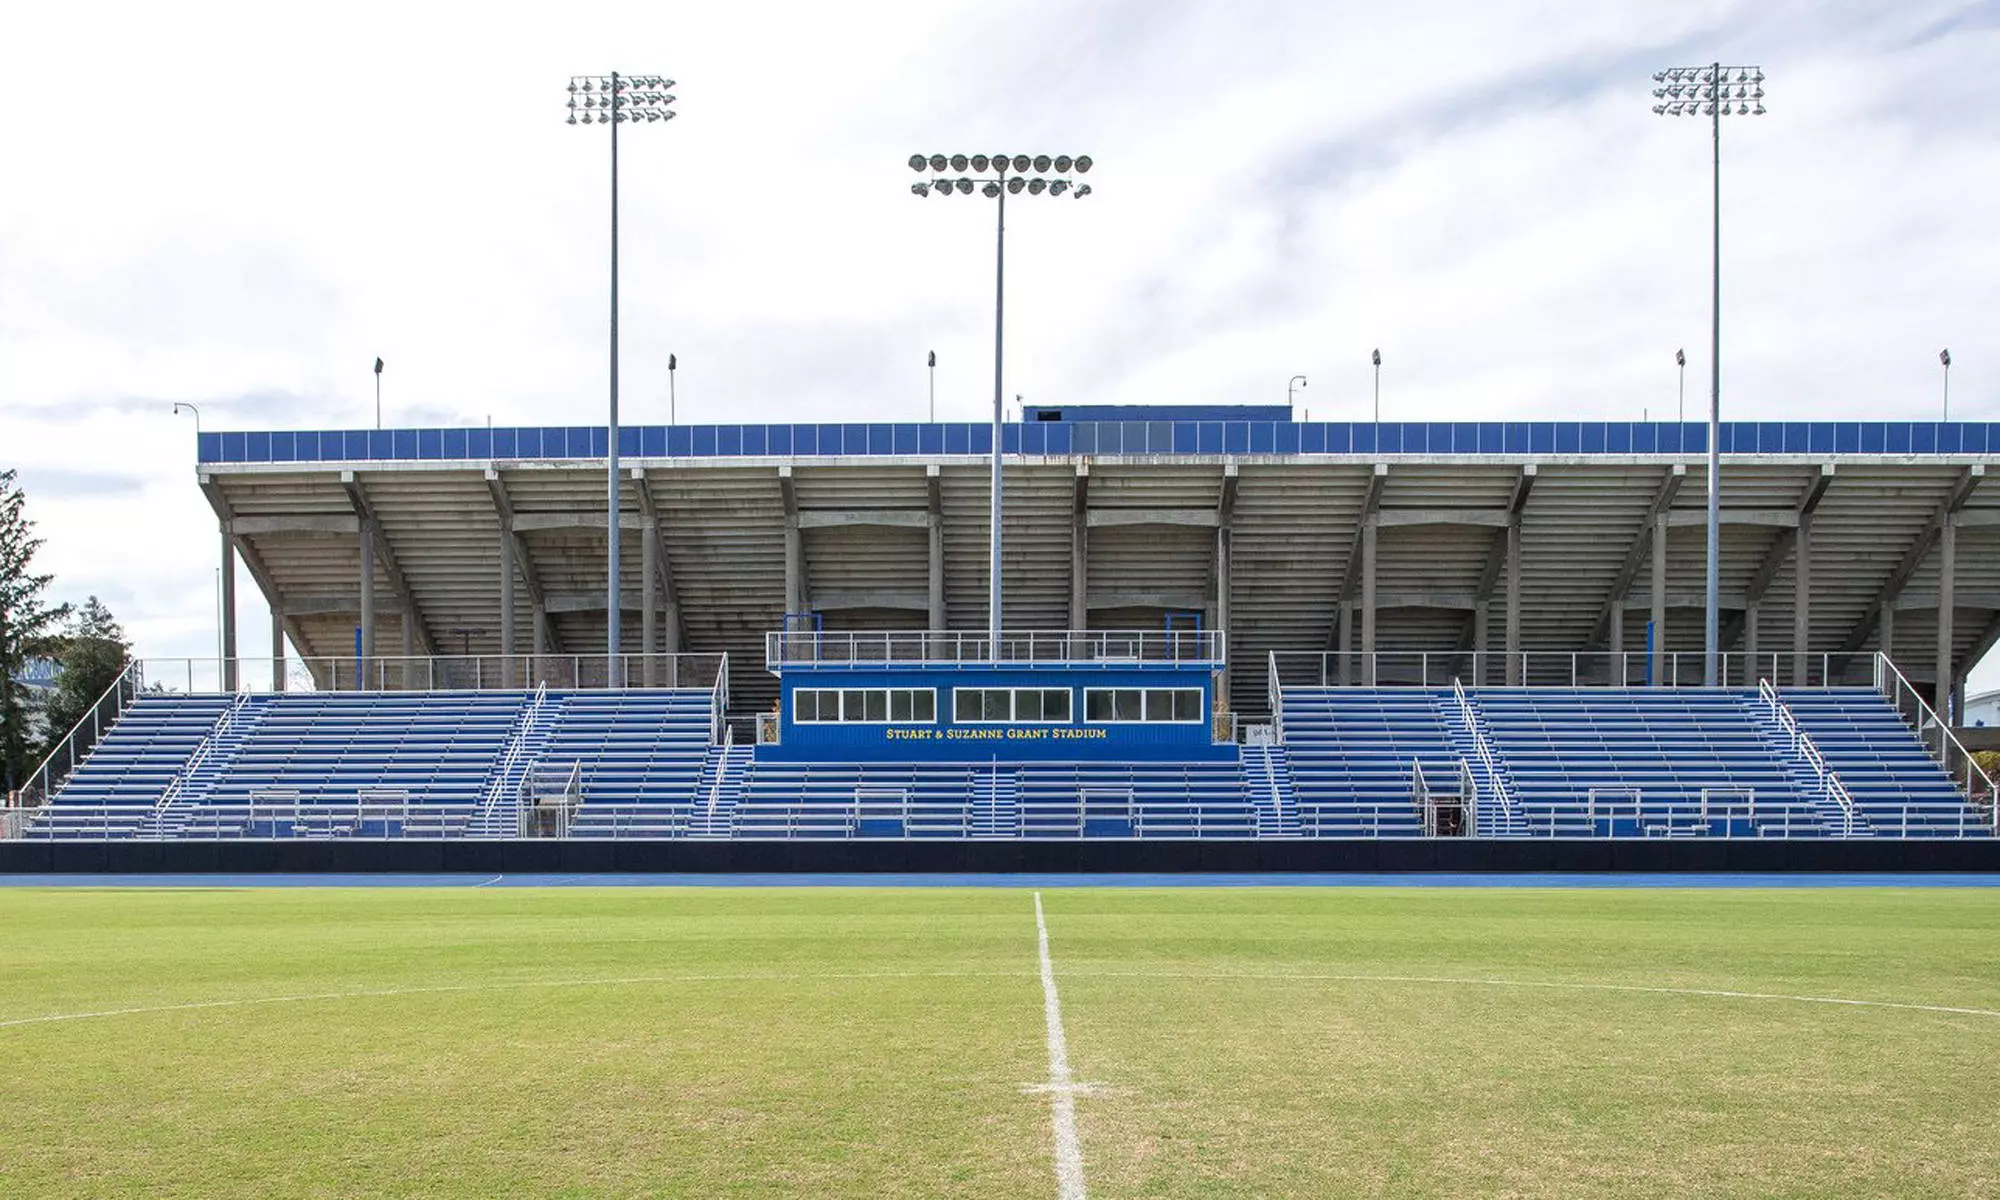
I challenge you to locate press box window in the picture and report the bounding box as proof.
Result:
[1084,687,1202,723]
[954,688,1014,722]
[794,687,935,724]
[1015,688,1071,722]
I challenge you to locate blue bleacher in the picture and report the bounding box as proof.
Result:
[1780,688,1988,837]
[1277,690,1444,835]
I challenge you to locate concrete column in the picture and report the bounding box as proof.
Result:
[1215,524,1232,695]
[358,518,375,690]
[1650,513,1668,687]
[1336,602,1352,686]
[1879,603,1894,668]
[532,607,549,656]
[270,606,285,694]
[641,520,660,686]
[1744,602,1760,685]
[783,519,804,615]
[930,515,947,633]
[1360,522,1378,685]
[1936,515,1956,714]
[400,605,415,691]
[1069,511,1087,632]
[664,600,680,655]
[499,532,518,689]
[1473,604,1492,689]
[219,531,238,692]
[1793,514,1812,686]
[1504,518,1523,686]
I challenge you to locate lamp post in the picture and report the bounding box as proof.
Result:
[373,357,384,429]
[567,71,676,683]
[1940,349,1951,421]
[1675,348,1686,424]
[668,353,678,425]
[928,350,937,422]
[1371,349,1381,422]
[1288,374,1307,414]
[1653,62,1765,688]
[908,152,1095,648]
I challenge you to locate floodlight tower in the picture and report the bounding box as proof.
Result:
[567,72,676,682]
[908,153,1094,648]
[1652,63,1765,687]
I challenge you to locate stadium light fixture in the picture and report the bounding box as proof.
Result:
[906,150,1097,649]
[1940,348,1951,421]
[1371,349,1381,423]
[1653,62,1764,688]
[1288,375,1307,413]
[567,71,676,682]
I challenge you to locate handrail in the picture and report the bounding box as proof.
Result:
[1451,677,1515,827]
[711,654,730,746]
[155,691,253,811]
[477,683,547,819]
[1267,650,1284,744]
[764,628,1225,671]
[18,660,144,806]
[1758,678,1856,836]
[1412,758,1433,836]
[1873,652,1997,828]
[704,723,735,819]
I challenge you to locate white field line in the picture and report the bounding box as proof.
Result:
[0,969,1022,1031]
[1034,891,1088,1200]
[1066,970,2000,1020]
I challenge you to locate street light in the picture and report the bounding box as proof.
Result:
[1940,348,1951,421]
[928,350,938,422]
[373,357,384,429]
[1653,62,1766,688]
[1371,349,1381,422]
[908,151,1095,646]
[1675,348,1686,424]
[1288,375,1307,413]
[668,353,678,425]
[567,72,676,682]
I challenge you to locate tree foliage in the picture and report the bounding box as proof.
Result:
[42,596,132,759]
[0,470,72,793]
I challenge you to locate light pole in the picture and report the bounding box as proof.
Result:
[567,72,675,682]
[1288,374,1307,414]
[1371,349,1381,422]
[373,357,384,429]
[1940,349,1951,421]
[1675,348,1686,424]
[668,353,678,425]
[928,350,937,422]
[1653,62,1765,688]
[908,152,1094,647]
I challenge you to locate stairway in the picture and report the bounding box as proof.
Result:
[141,695,269,838]
[1739,695,1869,836]
[687,743,752,838]
[1433,692,1524,836]
[468,692,562,838]
[1243,744,1300,836]
[969,766,1020,837]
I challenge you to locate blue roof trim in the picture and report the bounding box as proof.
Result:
[195,421,2000,464]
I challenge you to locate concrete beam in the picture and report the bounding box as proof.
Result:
[508,511,648,533]
[226,514,360,536]
[1836,464,1985,654]
[809,589,930,612]
[1374,590,1482,611]
[1371,508,1512,529]
[1889,590,2000,613]
[1089,589,1209,612]
[1334,464,1390,607]
[340,472,437,658]
[1953,508,2000,528]
[270,593,408,616]
[197,476,315,664]
[1590,464,1686,646]
[1460,465,1538,653]
[796,508,932,530]
[1722,464,1836,653]
[630,470,682,655]
[483,469,560,654]
[545,592,647,615]
[1664,507,1799,529]
[1622,592,1750,611]
[1087,507,1219,529]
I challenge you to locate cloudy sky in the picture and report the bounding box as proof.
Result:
[2,0,1997,686]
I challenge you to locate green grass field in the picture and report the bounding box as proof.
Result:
[1,885,1996,1198]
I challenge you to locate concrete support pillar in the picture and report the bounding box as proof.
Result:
[1069,515,1087,633]
[1504,518,1523,687]
[1936,516,1956,715]
[532,607,549,657]
[1793,515,1812,687]
[1650,513,1668,687]
[400,605,415,691]
[1360,523,1378,685]
[1215,524,1232,696]
[1473,604,1492,689]
[1337,602,1353,687]
[1878,602,1894,668]
[641,519,660,686]
[270,606,285,694]
[357,518,375,691]
[219,531,238,692]
[499,532,518,689]
[783,519,804,615]
[664,600,680,655]
[1744,603,1760,685]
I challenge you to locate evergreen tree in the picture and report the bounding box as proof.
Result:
[0,470,71,796]
[42,596,131,759]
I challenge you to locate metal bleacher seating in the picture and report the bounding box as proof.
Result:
[537,690,718,836]
[22,695,233,837]
[1276,690,1444,835]
[1780,688,1988,837]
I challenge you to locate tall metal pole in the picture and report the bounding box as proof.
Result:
[1704,61,1722,688]
[1941,349,1951,421]
[607,71,623,684]
[989,168,1006,653]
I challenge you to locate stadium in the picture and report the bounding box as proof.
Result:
[2,406,1995,867]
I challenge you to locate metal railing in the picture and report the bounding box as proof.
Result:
[16,660,145,808]
[103,653,728,696]
[710,655,730,745]
[1273,650,1856,690]
[154,690,254,813]
[1452,677,1515,833]
[1758,678,1858,837]
[764,628,1224,671]
[1267,650,1285,744]
[1873,652,1997,830]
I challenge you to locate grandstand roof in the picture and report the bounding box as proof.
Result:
[194,415,2000,715]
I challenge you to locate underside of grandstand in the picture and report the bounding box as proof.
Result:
[5,408,1997,849]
